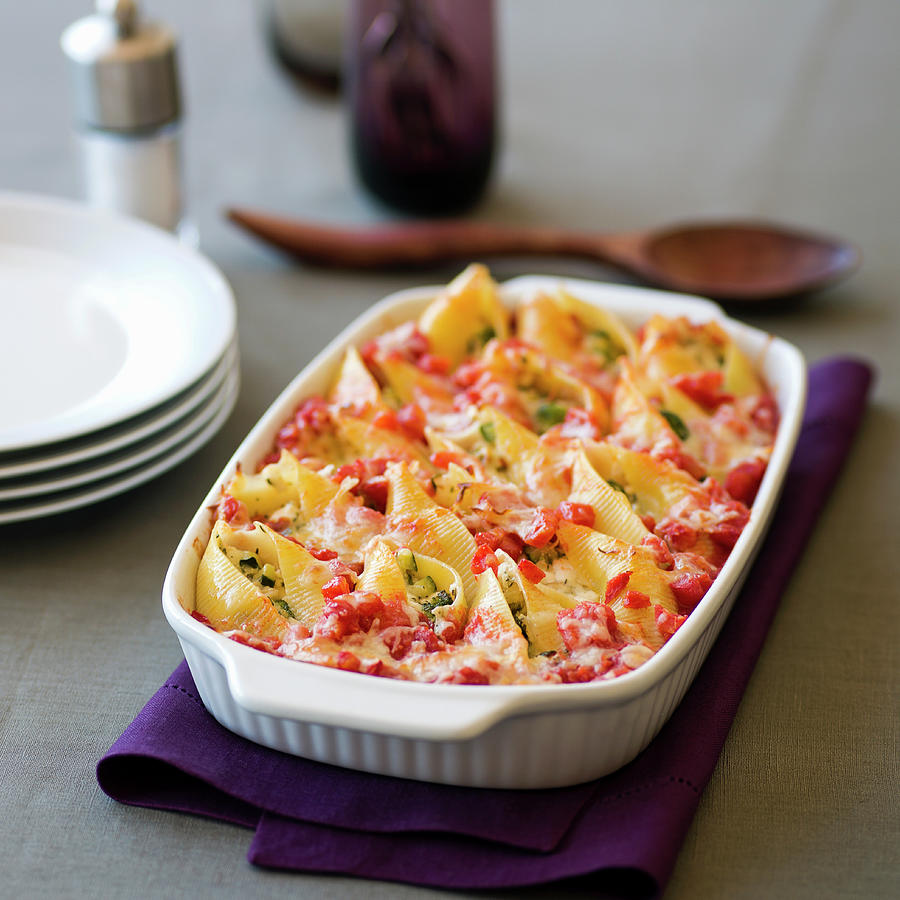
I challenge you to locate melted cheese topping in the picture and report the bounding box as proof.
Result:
[196,268,777,686]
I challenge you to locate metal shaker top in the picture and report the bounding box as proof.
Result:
[61,0,181,131]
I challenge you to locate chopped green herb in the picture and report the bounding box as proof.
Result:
[606,479,637,505]
[479,421,496,443]
[660,409,690,440]
[420,589,454,621]
[271,598,295,618]
[588,329,621,363]
[524,545,561,566]
[465,324,496,354]
[535,402,567,430]
[512,607,529,640]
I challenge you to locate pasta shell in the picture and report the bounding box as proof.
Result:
[195,521,289,639]
[227,450,301,517]
[357,539,408,603]
[385,463,478,600]
[464,568,528,660]
[556,521,676,648]
[569,449,649,545]
[329,345,382,411]
[723,341,763,397]
[417,264,510,365]
[254,522,330,625]
[557,288,639,362]
[516,291,580,360]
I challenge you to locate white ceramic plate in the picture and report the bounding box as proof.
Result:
[0,360,238,502]
[0,340,238,480]
[0,192,236,453]
[0,363,239,525]
[163,276,806,789]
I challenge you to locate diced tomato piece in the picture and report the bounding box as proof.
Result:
[316,596,359,639]
[404,327,430,361]
[670,371,733,410]
[724,458,767,505]
[751,394,779,433]
[307,546,338,561]
[656,446,707,481]
[709,505,750,552]
[396,403,426,442]
[327,558,358,581]
[417,353,451,375]
[655,604,687,640]
[430,450,466,469]
[353,592,385,632]
[474,529,501,550]
[474,529,524,561]
[641,533,675,570]
[252,515,291,532]
[558,501,596,528]
[656,519,698,552]
[295,397,330,431]
[412,624,444,653]
[372,409,399,431]
[517,559,546,583]
[709,520,745,551]
[557,602,622,651]
[498,531,525,560]
[604,570,632,603]
[220,494,248,525]
[622,590,651,609]
[358,476,389,512]
[362,659,385,677]
[334,459,365,482]
[360,340,380,370]
[524,508,559,547]
[336,651,361,672]
[560,406,603,441]
[452,361,485,388]
[275,421,301,450]
[557,663,597,684]
[259,450,281,467]
[227,632,281,654]
[190,610,211,626]
[444,666,490,685]
[470,545,500,575]
[435,617,462,644]
[640,513,656,532]
[321,575,352,600]
[381,626,415,660]
[669,572,713,613]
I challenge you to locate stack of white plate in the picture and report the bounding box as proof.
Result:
[0,193,239,525]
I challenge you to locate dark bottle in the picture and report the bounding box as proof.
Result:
[346,0,496,215]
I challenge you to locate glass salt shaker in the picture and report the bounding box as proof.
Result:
[61,0,192,240]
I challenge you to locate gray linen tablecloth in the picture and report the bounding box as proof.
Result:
[1,1,897,897]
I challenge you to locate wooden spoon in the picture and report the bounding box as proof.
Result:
[226,208,860,302]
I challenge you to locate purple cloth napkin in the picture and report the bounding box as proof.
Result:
[97,358,874,897]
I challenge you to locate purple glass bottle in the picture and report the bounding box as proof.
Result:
[346,0,496,215]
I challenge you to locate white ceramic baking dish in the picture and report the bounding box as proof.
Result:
[162,276,806,789]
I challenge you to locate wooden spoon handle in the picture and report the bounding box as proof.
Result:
[226,208,643,271]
